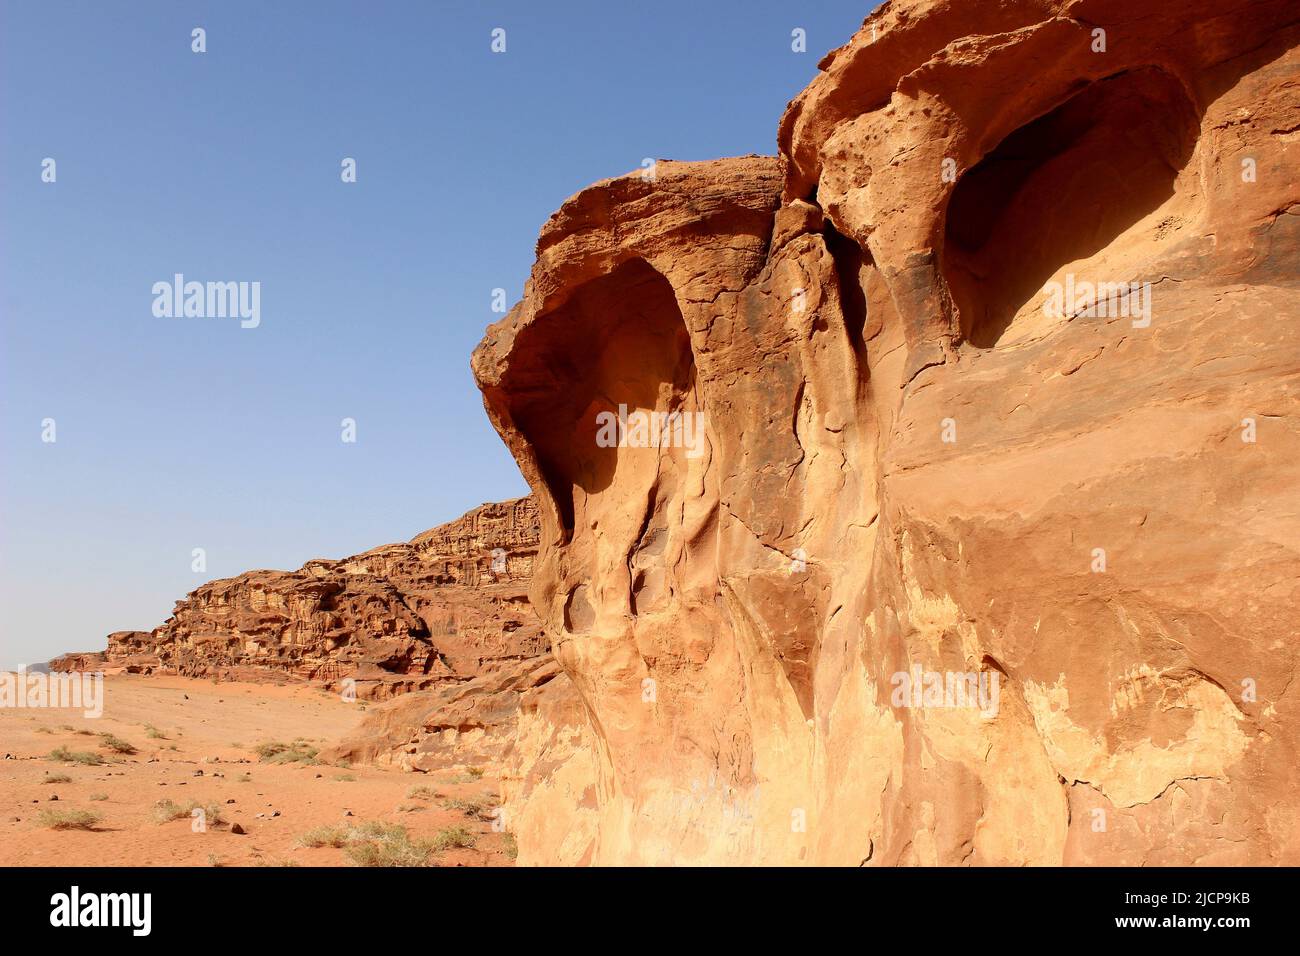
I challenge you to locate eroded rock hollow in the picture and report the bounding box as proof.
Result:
[472,0,1300,864]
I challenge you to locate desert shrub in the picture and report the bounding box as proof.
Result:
[333,773,356,782]
[254,740,319,765]
[89,793,109,801]
[152,799,222,826]
[344,826,433,867]
[47,747,103,766]
[143,724,167,740]
[430,826,476,851]
[442,797,488,818]
[349,820,405,841]
[38,808,100,830]
[502,832,518,861]
[98,733,136,754]
[297,825,350,849]
[406,786,439,801]
[43,773,72,784]
[298,820,432,867]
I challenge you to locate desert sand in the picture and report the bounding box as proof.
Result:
[0,674,514,867]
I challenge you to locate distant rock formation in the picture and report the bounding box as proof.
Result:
[52,498,544,701]
[468,0,1300,865]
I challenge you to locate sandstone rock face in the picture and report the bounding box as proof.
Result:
[55,498,544,701]
[473,0,1300,865]
[323,654,565,774]
[46,651,106,673]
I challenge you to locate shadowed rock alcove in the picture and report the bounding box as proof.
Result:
[943,67,1201,346]
[499,258,696,538]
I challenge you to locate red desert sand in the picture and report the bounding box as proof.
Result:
[0,674,514,867]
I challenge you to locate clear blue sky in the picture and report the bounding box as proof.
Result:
[0,0,874,669]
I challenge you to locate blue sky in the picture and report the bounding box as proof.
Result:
[0,0,874,669]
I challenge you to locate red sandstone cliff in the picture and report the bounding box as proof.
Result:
[466,0,1300,865]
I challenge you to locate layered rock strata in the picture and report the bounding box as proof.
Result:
[53,498,544,701]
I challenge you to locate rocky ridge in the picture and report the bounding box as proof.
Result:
[53,497,544,701]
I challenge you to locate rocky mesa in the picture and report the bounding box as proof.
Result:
[463,0,1300,865]
[53,498,545,702]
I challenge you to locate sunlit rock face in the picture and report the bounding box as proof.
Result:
[473,0,1300,865]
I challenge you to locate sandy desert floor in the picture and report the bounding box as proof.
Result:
[0,674,514,867]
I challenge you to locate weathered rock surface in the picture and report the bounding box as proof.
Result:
[53,498,544,701]
[472,0,1300,865]
[322,654,565,773]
